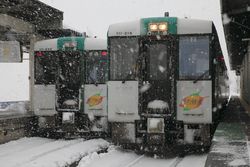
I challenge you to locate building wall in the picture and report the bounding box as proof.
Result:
[241,43,250,104]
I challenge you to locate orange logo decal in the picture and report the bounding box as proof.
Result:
[87,94,104,107]
[179,92,208,111]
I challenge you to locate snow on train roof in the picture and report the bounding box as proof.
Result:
[34,37,107,51]
[84,38,107,50]
[108,20,141,37]
[108,17,212,37]
[177,18,212,34]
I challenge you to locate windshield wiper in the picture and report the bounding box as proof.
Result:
[193,70,210,84]
[89,75,98,86]
[122,72,133,84]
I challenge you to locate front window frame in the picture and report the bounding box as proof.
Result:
[34,51,57,85]
[143,40,169,81]
[178,35,211,80]
[85,50,108,84]
[109,37,140,81]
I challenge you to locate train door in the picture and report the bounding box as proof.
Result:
[140,39,175,148]
[57,51,81,112]
[34,51,57,117]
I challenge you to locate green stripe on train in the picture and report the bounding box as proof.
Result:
[141,17,177,35]
[57,37,85,51]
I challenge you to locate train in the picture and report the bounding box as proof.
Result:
[32,16,229,153]
[107,16,229,152]
[33,37,108,137]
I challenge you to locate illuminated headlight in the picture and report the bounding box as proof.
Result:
[158,23,168,31]
[148,22,168,32]
[149,23,158,32]
[147,118,164,133]
[62,112,75,124]
[63,41,77,48]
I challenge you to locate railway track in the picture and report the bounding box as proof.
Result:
[123,154,145,167]
[122,153,184,167]
[168,157,184,167]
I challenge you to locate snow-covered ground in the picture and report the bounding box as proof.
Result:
[0,137,109,167]
[78,147,207,167]
[0,137,208,167]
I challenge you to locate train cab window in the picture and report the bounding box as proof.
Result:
[148,43,168,80]
[59,52,80,84]
[179,36,210,80]
[35,52,57,84]
[110,38,139,80]
[86,51,108,84]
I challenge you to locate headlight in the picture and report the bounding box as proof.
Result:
[149,23,158,32]
[62,112,75,124]
[148,22,168,32]
[158,23,168,31]
[147,118,164,133]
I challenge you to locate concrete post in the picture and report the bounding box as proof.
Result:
[29,34,44,114]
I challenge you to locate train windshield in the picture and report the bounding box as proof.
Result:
[110,38,139,80]
[148,43,168,80]
[179,36,210,80]
[57,51,81,110]
[59,51,80,85]
[85,51,108,84]
[35,51,57,84]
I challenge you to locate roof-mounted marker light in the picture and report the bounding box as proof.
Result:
[101,51,107,56]
[36,52,43,57]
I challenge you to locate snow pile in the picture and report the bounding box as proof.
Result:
[147,100,169,109]
[78,147,141,167]
[0,137,109,167]
[63,99,77,106]
[78,146,208,167]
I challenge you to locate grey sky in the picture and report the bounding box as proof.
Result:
[0,0,235,101]
[40,0,229,68]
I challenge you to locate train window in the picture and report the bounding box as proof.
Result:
[148,43,168,80]
[59,52,80,84]
[35,52,57,84]
[85,51,108,84]
[110,38,139,80]
[179,36,210,80]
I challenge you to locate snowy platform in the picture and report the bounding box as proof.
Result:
[205,98,250,167]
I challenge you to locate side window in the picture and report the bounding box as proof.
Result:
[86,51,108,84]
[179,36,210,80]
[110,38,139,80]
[35,52,57,84]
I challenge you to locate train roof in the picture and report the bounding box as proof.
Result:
[108,17,213,37]
[84,38,107,51]
[34,37,107,51]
